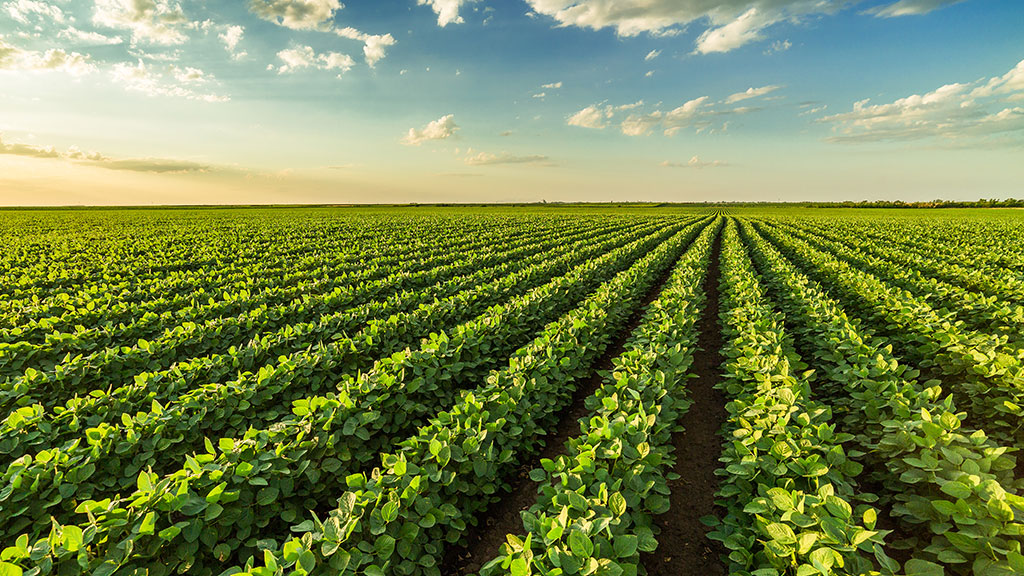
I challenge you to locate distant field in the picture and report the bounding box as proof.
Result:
[1,206,1023,576]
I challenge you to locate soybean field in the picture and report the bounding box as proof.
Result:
[1,206,1023,576]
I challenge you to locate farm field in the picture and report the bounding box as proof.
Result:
[1,206,1023,576]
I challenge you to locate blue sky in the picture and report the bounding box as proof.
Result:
[0,0,1022,204]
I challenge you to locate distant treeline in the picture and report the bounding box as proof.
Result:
[806,199,1024,208]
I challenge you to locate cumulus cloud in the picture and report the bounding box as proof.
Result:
[58,26,124,46]
[661,156,728,168]
[93,0,190,45]
[464,151,550,165]
[542,81,563,89]
[417,0,475,27]
[218,25,246,59]
[0,39,96,75]
[567,104,613,129]
[725,84,781,103]
[865,0,965,17]
[271,45,354,76]
[248,0,340,30]
[0,133,60,158]
[820,59,1024,145]
[644,49,661,61]
[336,27,396,68]
[111,60,228,101]
[402,114,458,145]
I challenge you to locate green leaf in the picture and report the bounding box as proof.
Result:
[765,523,797,545]
[939,482,972,500]
[381,501,399,523]
[206,482,227,504]
[375,535,396,558]
[62,525,84,552]
[139,512,157,535]
[510,557,530,576]
[569,531,594,558]
[257,487,280,506]
[609,492,627,517]
[613,535,638,558]
[905,559,945,576]
[0,562,22,576]
[298,551,316,572]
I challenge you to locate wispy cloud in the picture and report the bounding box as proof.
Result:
[569,86,776,136]
[865,0,966,18]
[0,133,212,173]
[726,84,781,104]
[464,151,550,166]
[111,60,229,101]
[661,156,729,168]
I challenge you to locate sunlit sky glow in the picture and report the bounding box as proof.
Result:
[0,0,1022,205]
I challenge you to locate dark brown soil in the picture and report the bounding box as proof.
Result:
[640,228,728,576]
[443,229,699,576]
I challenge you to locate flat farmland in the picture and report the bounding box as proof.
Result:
[1,206,1023,576]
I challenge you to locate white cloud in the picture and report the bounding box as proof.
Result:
[644,49,661,61]
[417,0,475,27]
[336,27,396,68]
[219,25,246,59]
[661,156,728,168]
[567,104,612,129]
[866,0,965,17]
[694,7,771,54]
[248,0,341,30]
[533,92,546,99]
[0,133,213,172]
[111,60,229,101]
[58,26,124,46]
[174,66,205,82]
[764,38,791,54]
[272,45,354,76]
[725,84,781,103]
[93,0,190,45]
[464,151,550,165]
[523,1,849,53]
[0,39,96,76]
[568,93,762,136]
[542,81,563,89]
[5,0,64,25]
[0,133,59,158]
[821,59,1024,145]
[403,114,458,145]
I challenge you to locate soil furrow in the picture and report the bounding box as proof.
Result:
[443,226,699,576]
[641,228,727,576]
